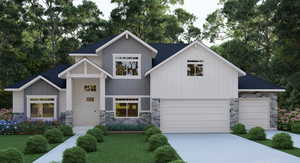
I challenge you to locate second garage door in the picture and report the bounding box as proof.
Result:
[239,98,270,129]
[160,99,230,133]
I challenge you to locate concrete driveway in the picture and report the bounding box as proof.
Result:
[165,134,300,163]
[266,130,300,148]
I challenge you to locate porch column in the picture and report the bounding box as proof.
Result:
[66,75,72,111]
[99,75,106,111]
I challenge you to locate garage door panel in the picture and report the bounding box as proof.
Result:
[160,99,230,133]
[239,98,270,129]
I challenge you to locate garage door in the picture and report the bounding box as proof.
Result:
[160,99,230,133]
[239,98,270,129]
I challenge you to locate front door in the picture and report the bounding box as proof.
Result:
[73,79,100,126]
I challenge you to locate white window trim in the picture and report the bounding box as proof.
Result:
[113,97,140,118]
[112,54,141,79]
[26,95,57,120]
[186,59,204,77]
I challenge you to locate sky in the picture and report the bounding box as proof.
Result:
[73,0,221,28]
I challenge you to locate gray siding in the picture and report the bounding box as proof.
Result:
[102,36,153,95]
[24,79,59,118]
[105,97,113,111]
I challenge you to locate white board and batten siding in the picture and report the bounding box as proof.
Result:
[160,99,230,133]
[150,45,239,99]
[239,98,270,129]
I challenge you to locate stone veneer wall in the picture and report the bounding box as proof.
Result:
[229,98,239,128]
[239,92,278,129]
[64,110,73,126]
[151,99,160,127]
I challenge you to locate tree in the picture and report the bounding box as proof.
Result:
[108,0,200,43]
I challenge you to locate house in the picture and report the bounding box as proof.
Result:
[5,31,285,133]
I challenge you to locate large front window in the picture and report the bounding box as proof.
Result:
[113,54,141,79]
[115,98,139,118]
[27,96,56,120]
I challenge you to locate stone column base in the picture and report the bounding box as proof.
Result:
[65,110,73,126]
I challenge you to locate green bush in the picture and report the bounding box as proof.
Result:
[248,127,266,140]
[148,134,168,151]
[95,125,108,135]
[44,128,64,144]
[24,135,48,154]
[106,124,145,131]
[272,133,293,149]
[144,124,156,131]
[231,123,247,134]
[17,120,60,134]
[154,145,178,163]
[62,146,86,163]
[77,134,97,152]
[291,123,300,134]
[87,128,104,143]
[145,127,161,141]
[168,160,186,163]
[0,148,24,163]
[59,125,74,136]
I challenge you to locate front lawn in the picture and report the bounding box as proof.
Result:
[0,135,67,163]
[237,134,300,157]
[87,134,155,163]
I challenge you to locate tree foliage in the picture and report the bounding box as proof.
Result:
[204,0,300,109]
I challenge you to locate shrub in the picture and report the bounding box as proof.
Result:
[248,127,266,140]
[272,133,293,149]
[144,124,156,131]
[87,128,104,143]
[231,123,247,134]
[24,135,48,154]
[168,160,186,163]
[59,125,74,136]
[291,123,300,134]
[62,146,86,163]
[44,128,64,144]
[77,134,97,152]
[148,134,168,151]
[154,145,178,163]
[0,120,19,135]
[95,125,108,135]
[17,120,60,135]
[145,127,161,141]
[106,124,145,131]
[0,148,24,163]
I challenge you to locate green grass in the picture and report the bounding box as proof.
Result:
[86,134,155,163]
[0,135,67,163]
[237,134,300,157]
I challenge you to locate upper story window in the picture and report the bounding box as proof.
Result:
[113,54,141,79]
[187,60,203,76]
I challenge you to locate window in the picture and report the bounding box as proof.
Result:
[115,98,139,118]
[86,97,94,102]
[84,85,96,92]
[113,54,141,79]
[27,96,56,120]
[187,60,203,76]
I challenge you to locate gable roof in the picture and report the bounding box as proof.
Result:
[69,35,117,55]
[69,31,158,56]
[58,58,112,78]
[150,43,188,67]
[5,65,69,91]
[239,74,285,92]
[145,41,246,76]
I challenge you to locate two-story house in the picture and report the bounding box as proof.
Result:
[5,31,285,133]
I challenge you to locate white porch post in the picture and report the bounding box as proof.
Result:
[99,74,106,111]
[66,74,72,111]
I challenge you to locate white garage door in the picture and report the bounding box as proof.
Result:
[160,99,230,133]
[239,98,270,129]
